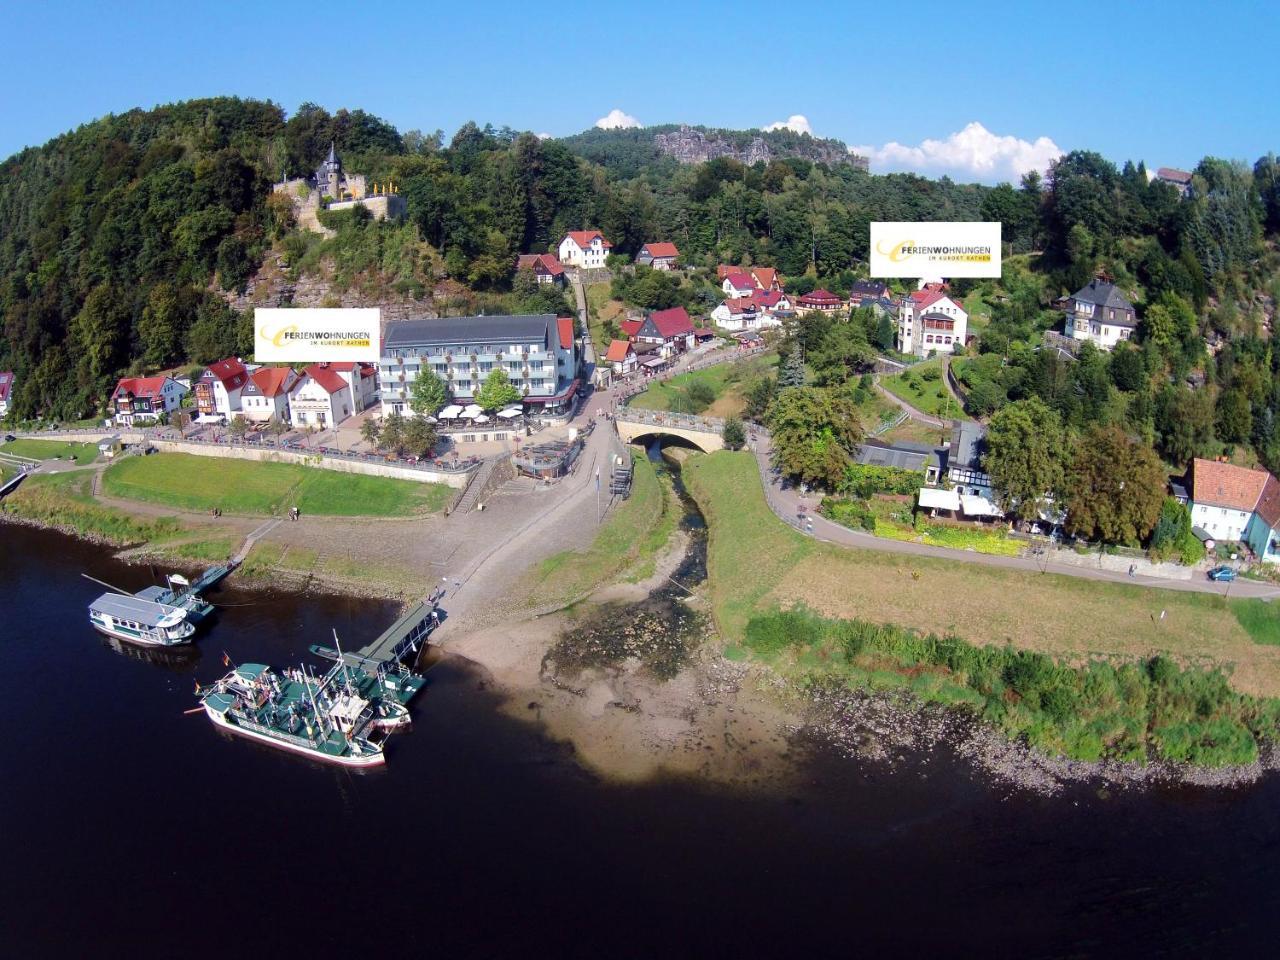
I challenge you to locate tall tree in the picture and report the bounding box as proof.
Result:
[475,368,521,411]
[766,387,863,489]
[1063,426,1167,544]
[983,398,1069,521]
[409,370,449,417]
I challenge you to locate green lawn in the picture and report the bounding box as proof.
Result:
[585,284,625,352]
[962,291,992,333]
[0,438,99,465]
[629,353,777,417]
[879,358,963,418]
[682,450,1280,697]
[101,453,452,516]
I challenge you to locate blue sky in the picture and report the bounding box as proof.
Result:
[2,0,1276,183]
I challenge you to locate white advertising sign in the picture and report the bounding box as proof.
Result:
[870,222,1002,278]
[253,308,381,363]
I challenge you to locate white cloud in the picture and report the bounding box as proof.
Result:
[762,114,813,136]
[849,122,1063,182]
[595,109,642,130]
[536,132,553,140]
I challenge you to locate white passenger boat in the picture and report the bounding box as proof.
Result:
[88,592,196,647]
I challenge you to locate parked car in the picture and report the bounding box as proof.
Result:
[1207,566,1237,582]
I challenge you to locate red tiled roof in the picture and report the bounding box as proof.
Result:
[724,272,755,290]
[112,375,172,400]
[620,319,643,338]
[1255,474,1280,530]
[908,289,952,310]
[642,242,679,259]
[564,230,611,249]
[1189,458,1269,512]
[751,267,779,290]
[250,366,295,398]
[723,297,758,312]
[604,339,633,363]
[203,357,248,390]
[517,253,565,276]
[798,289,841,304]
[649,306,694,338]
[753,290,784,308]
[301,364,349,395]
[0,371,13,403]
[557,316,575,349]
[717,264,738,279]
[1157,167,1193,184]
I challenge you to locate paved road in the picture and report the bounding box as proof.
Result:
[748,429,1280,601]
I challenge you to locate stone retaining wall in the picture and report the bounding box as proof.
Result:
[17,431,469,488]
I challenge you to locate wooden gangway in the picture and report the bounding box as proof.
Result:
[357,598,441,665]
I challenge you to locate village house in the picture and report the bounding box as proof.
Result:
[238,366,298,424]
[326,362,378,411]
[288,364,354,429]
[721,272,757,298]
[717,265,783,292]
[1187,458,1271,545]
[897,288,969,357]
[796,288,844,314]
[1064,276,1137,350]
[636,242,679,271]
[194,357,249,419]
[634,306,696,358]
[917,423,1003,520]
[379,314,580,420]
[711,294,785,332]
[515,253,566,286]
[110,375,187,426]
[1245,475,1280,563]
[1154,167,1194,198]
[603,339,638,376]
[558,230,612,269]
[0,370,14,418]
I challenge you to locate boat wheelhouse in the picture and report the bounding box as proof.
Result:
[89,593,196,647]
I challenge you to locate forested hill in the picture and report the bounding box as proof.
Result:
[2,95,1279,431]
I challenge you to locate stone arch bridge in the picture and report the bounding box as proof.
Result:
[614,408,724,453]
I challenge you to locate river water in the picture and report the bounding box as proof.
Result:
[3,521,1279,958]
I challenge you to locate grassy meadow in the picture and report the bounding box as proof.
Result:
[1,438,100,465]
[682,451,1280,698]
[102,453,452,516]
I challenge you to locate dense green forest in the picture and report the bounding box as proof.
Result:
[2,93,1278,487]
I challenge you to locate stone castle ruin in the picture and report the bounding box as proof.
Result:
[274,141,407,235]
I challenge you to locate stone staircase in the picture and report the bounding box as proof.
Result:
[448,456,514,516]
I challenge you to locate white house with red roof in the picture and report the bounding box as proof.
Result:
[897,288,968,357]
[636,242,679,271]
[111,375,187,426]
[635,306,696,357]
[603,339,638,375]
[712,293,787,333]
[0,370,14,418]
[516,253,566,286]
[721,272,757,298]
[326,362,378,411]
[796,289,844,313]
[239,367,299,424]
[557,230,612,269]
[194,357,249,419]
[288,364,354,429]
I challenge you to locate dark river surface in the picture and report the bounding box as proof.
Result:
[3,522,1279,959]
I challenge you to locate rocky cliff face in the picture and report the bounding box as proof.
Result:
[653,125,866,169]
[223,252,440,324]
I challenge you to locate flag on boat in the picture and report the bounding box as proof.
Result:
[222,652,231,667]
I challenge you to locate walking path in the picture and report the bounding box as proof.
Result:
[233,517,284,564]
[872,380,948,428]
[747,429,1280,600]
